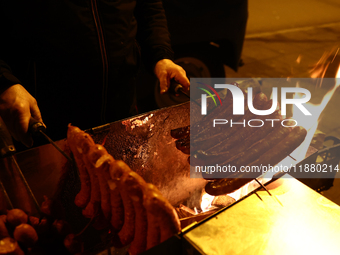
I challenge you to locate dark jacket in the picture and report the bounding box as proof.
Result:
[0,0,173,139]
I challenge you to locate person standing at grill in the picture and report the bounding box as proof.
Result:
[0,0,190,148]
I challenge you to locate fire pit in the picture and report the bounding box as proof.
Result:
[0,60,340,254]
[0,97,339,254]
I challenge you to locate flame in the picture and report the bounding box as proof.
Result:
[296,55,302,64]
[201,193,215,212]
[200,180,263,212]
[290,65,340,162]
[309,48,339,85]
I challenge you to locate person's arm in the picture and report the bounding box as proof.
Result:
[0,84,43,147]
[0,44,43,148]
[135,0,190,93]
[0,60,22,94]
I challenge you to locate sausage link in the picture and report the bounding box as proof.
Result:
[207,98,277,153]
[90,145,113,221]
[249,126,307,167]
[205,126,307,195]
[107,180,124,233]
[81,145,102,219]
[170,126,190,140]
[205,178,254,196]
[67,124,94,208]
[191,110,282,167]
[143,184,181,245]
[192,93,270,152]
[110,160,135,247]
[192,88,235,135]
[226,120,295,170]
[123,172,148,255]
[175,136,190,155]
[145,211,160,251]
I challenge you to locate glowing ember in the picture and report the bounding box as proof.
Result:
[296,55,302,64]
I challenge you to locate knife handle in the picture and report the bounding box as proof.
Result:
[169,79,183,95]
[29,117,46,136]
[0,118,16,157]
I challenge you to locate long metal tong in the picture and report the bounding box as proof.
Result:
[0,118,40,213]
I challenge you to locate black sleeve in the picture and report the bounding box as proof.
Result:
[0,2,22,94]
[135,0,174,73]
[0,61,22,94]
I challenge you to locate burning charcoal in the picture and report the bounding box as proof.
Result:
[211,195,236,209]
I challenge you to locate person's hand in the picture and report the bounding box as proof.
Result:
[154,59,190,94]
[0,84,44,147]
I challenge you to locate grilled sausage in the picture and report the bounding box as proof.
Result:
[175,136,190,155]
[205,126,307,195]
[191,110,282,167]
[110,160,135,247]
[192,88,236,135]
[225,120,294,171]
[82,145,102,219]
[143,184,181,245]
[123,172,148,255]
[205,98,278,153]
[67,124,94,208]
[248,126,307,168]
[192,93,270,152]
[87,145,112,222]
[170,126,190,140]
[145,211,160,251]
[107,180,124,233]
[205,178,255,196]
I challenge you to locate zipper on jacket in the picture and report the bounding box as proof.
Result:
[90,0,109,124]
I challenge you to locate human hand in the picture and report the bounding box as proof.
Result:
[154,59,190,94]
[0,84,44,147]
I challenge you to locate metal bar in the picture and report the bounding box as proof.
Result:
[178,88,202,108]
[0,178,13,209]
[39,130,73,164]
[255,178,283,206]
[254,192,263,201]
[288,154,297,161]
[11,155,41,214]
